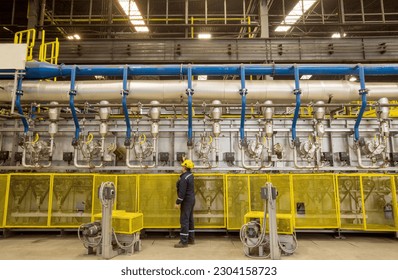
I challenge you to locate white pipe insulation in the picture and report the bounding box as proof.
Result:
[1,80,398,103]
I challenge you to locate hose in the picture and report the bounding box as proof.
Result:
[85,133,93,144]
[15,78,29,134]
[112,229,137,250]
[122,65,132,145]
[138,134,146,145]
[32,133,40,144]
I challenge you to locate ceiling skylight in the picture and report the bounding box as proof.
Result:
[275,0,317,32]
[118,0,149,32]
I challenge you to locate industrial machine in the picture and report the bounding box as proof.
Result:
[0,42,398,235]
[240,183,297,259]
[78,182,142,259]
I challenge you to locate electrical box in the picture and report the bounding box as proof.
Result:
[260,186,278,200]
[176,152,185,162]
[296,202,305,215]
[390,153,398,166]
[224,152,235,163]
[159,152,169,163]
[337,152,350,163]
[321,152,333,165]
[14,152,22,163]
[63,152,73,163]
[0,151,9,161]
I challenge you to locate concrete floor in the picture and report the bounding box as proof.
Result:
[0,232,397,260]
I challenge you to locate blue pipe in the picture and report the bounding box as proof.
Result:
[239,66,247,141]
[15,78,29,134]
[354,65,368,142]
[122,66,132,145]
[186,66,194,146]
[18,62,398,80]
[69,66,80,144]
[291,66,301,141]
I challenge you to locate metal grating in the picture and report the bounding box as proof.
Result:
[292,174,338,229]
[51,174,94,227]
[6,175,51,227]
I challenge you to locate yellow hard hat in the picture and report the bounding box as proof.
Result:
[181,159,194,169]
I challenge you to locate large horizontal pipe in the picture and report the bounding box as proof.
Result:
[1,80,398,103]
[1,62,398,80]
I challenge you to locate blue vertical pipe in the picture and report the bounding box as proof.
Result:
[122,66,132,145]
[69,66,80,144]
[291,66,301,141]
[239,66,248,141]
[354,65,368,142]
[186,66,194,146]
[15,78,29,134]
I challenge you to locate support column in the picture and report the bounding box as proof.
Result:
[107,0,113,38]
[337,0,345,37]
[185,0,188,38]
[259,0,272,80]
[27,0,40,29]
[38,0,46,39]
[259,0,269,38]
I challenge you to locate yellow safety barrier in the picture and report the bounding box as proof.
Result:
[0,175,8,228]
[226,174,250,230]
[5,174,51,228]
[138,174,180,228]
[292,174,339,229]
[51,174,93,227]
[0,173,396,232]
[116,175,138,213]
[14,29,36,61]
[194,174,225,228]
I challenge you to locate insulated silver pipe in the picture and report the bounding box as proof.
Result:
[1,80,398,102]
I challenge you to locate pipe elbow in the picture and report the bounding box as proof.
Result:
[293,148,316,169]
[356,147,383,169]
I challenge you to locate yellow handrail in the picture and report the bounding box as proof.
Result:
[39,30,59,65]
[14,29,36,61]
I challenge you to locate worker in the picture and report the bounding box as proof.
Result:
[174,159,195,248]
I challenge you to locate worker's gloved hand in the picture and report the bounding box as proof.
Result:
[175,204,181,209]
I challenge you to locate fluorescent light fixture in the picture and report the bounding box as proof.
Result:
[198,75,208,80]
[349,76,357,82]
[67,35,74,40]
[73,34,81,40]
[300,75,312,80]
[118,0,149,32]
[331,32,346,38]
[198,33,212,39]
[3,26,13,32]
[275,0,317,32]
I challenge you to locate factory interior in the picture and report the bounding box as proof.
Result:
[1,0,398,261]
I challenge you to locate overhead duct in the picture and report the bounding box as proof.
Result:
[1,80,398,103]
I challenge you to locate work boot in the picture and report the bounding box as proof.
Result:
[188,239,195,245]
[174,242,188,248]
